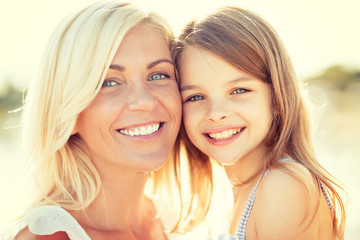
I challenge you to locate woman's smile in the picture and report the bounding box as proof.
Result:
[117,122,164,140]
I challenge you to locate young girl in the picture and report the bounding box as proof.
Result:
[175,6,346,240]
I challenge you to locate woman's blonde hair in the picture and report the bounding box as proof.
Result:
[21,0,183,220]
[175,6,345,238]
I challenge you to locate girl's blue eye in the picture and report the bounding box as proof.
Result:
[102,80,119,88]
[232,88,248,94]
[148,73,169,81]
[187,95,204,102]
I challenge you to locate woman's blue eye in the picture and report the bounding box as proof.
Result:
[102,80,118,88]
[187,95,204,102]
[232,88,248,94]
[148,73,169,81]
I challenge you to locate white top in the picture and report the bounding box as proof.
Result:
[20,205,90,240]
[12,205,193,240]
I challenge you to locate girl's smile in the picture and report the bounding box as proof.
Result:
[203,126,246,146]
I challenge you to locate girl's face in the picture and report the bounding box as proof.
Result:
[74,24,181,172]
[180,46,272,165]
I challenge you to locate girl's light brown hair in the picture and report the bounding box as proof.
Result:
[175,6,345,238]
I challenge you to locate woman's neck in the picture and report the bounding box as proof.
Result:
[72,161,152,232]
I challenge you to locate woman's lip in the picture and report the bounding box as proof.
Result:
[116,122,164,141]
[118,121,163,130]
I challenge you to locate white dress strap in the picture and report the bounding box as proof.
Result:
[23,205,91,240]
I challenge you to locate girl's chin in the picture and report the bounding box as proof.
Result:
[211,157,239,166]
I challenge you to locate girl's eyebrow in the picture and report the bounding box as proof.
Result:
[180,84,198,92]
[109,59,174,72]
[180,76,253,92]
[227,76,252,84]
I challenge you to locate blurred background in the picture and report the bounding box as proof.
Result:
[1,0,359,239]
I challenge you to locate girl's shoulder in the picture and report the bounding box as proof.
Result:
[265,160,315,188]
[252,162,321,238]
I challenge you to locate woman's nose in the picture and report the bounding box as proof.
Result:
[127,83,157,112]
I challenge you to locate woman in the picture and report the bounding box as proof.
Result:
[175,6,346,240]
[12,1,209,239]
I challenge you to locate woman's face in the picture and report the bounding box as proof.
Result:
[75,24,181,172]
[180,46,272,165]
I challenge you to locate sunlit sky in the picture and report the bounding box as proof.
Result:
[1,0,359,89]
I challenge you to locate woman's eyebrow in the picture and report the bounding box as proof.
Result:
[147,59,174,69]
[109,64,125,71]
[109,59,174,72]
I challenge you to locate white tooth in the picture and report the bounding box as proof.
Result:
[140,126,147,135]
[215,133,222,139]
[209,133,215,139]
[221,131,228,139]
[134,128,140,136]
[129,130,134,136]
[153,123,159,132]
[147,125,153,134]
[225,130,230,137]
[120,129,125,134]
[220,131,225,139]
[124,130,129,135]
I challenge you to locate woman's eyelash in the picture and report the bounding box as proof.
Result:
[101,73,171,88]
[102,79,120,87]
[148,73,170,81]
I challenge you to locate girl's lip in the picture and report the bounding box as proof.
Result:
[204,127,246,146]
[203,126,245,135]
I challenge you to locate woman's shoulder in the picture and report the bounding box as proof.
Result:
[13,227,34,240]
[13,205,89,240]
[14,227,70,240]
[252,162,320,238]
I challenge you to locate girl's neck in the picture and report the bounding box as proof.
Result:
[224,148,268,199]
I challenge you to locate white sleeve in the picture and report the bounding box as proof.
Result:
[23,205,91,240]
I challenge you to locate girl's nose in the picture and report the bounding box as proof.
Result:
[207,100,229,122]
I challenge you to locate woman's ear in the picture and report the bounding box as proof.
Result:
[71,122,78,135]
